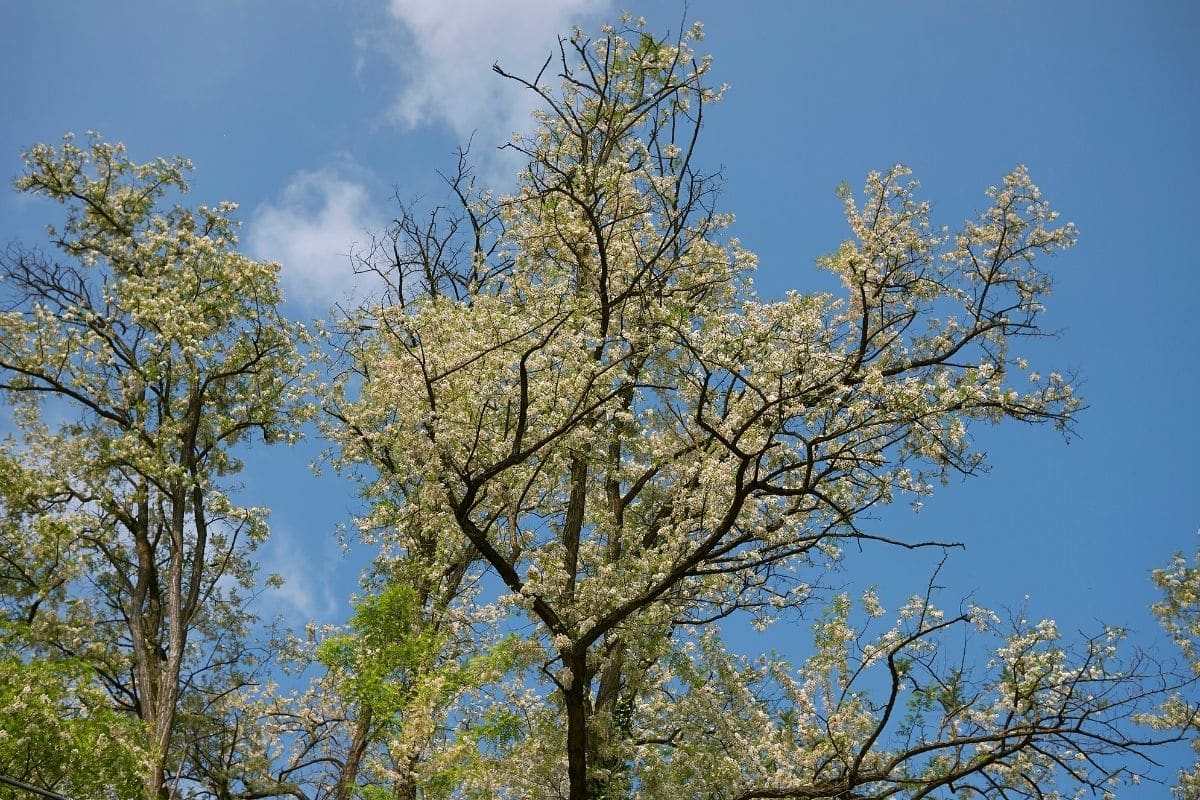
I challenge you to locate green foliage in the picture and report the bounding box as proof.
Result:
[0,656,146,799]
[318,583,443,711]
[471,708,524,748]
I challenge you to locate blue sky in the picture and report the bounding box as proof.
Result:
[3,0,1199,788]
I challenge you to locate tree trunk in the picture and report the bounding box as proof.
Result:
[333,707,373,800]
[564,649,591,800]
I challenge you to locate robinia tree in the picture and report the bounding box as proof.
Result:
[1146,542,1200,798]
[0,135,310,799]
[325,19,1193,800]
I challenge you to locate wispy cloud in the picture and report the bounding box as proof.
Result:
[245,159,387,311]
[250,5,619,308]
[369,0,613,147]
[256,525,341,624]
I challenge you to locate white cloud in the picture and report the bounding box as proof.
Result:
[250,5,620,308]
[246,160,387,310]
[376,0,613,146]
[257,525,340,624]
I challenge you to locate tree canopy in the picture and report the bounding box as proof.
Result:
[0,16,1196,800]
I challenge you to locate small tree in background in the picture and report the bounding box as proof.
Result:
[0,134,311,799]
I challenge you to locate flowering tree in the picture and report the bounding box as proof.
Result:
[0,453,147,797]
[0,135,310,799]
[1146,542,1200,797]
[326,19,1190,800]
